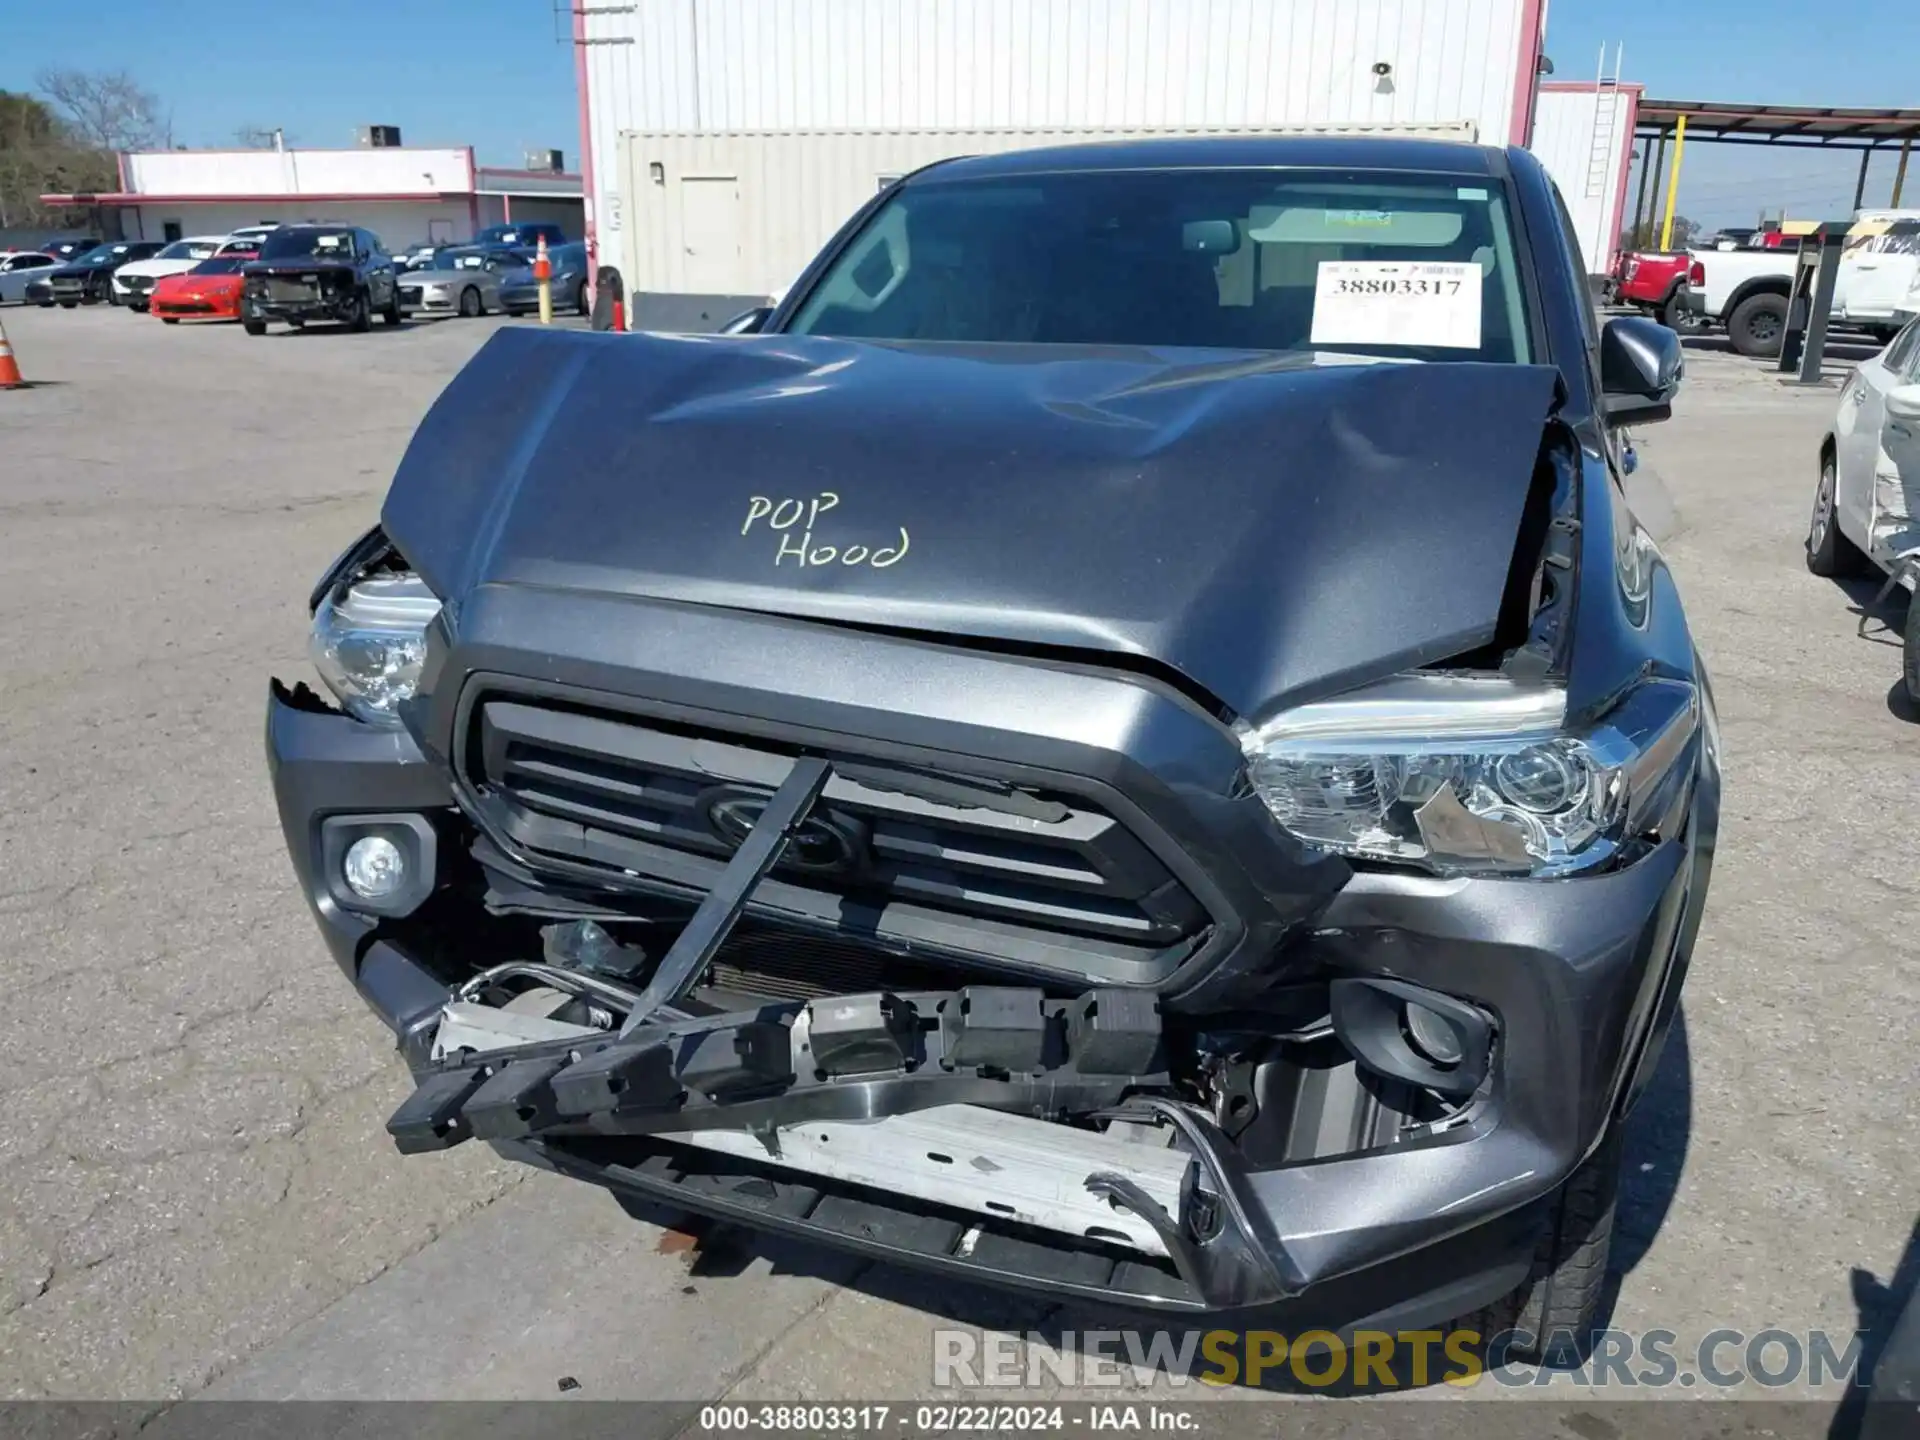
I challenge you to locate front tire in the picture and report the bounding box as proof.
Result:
[243,317,267,335]
[1466,1129,1622,1364]
[346,288,372,332]
[381,291,403,325]
[1728,292,1788,358]
[57,300,77,309]
[1807,452,1870,576]
[161,317,179,325]
[458,286,481,318]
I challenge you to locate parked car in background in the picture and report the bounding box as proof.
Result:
[37,241,166,307]
[112,235,227,311]
[273,137,1713,1360]
[1687,219,1920,357]
[394,242,443,272]
[473,221,569,249]
[150,255,253,324]
[396,244,530,318]
[0,251,59,304]
[1614,250,1694,329]
[41,237,102,263]
[498,240,590,316]
[242,225,401,334]
[1807,315,1920,701]
[1896,266,1919,326]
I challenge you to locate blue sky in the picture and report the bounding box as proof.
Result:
[2,0,1914,227]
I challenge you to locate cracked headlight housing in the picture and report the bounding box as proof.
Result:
[310,573,441,726]
[1240,672,1699,877]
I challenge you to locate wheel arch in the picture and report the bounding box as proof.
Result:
[1723,275,1790,320]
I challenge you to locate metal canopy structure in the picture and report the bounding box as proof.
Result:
[1627,99,1920,249]
[1636,100,1920,151]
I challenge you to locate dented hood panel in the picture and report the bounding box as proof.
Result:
[382,328,1561,717]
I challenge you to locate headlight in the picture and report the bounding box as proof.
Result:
[1240,672,1698,877]
[309,572,442,726]
[425,284,450,297]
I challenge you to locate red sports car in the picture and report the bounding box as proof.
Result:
[151,254,250,323]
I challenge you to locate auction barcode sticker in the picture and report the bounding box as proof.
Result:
[1310,260,1483,349]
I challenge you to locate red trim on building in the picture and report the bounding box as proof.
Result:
[1539,80,1648,94]
[476,168,584,183]
[573,0,599,286]
[465,146,481,237]
[1507,0,1549,146]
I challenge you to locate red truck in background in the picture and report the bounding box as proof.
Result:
[1613,251,1694,328]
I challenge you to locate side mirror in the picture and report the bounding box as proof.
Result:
[719,305,773,335]
[1599,315,1684,426]
[1887,384,1920,425]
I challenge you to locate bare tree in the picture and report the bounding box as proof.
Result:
[35,68,171,151]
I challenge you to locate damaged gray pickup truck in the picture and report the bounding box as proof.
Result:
[267,136,1718,1359]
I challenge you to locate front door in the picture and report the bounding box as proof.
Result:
[678,176,741,294]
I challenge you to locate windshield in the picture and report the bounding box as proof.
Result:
[787,168,1532,363]
[189,257,247,276]
[157,240,218,261]
[258,229,355,261]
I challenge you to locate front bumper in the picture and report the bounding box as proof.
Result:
[398,288,457,314]
[247,288,361,322]
[266,647,1716,1322]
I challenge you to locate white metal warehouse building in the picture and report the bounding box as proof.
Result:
[573,0,1559,321]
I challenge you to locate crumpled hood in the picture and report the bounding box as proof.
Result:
[383,328,1562,718]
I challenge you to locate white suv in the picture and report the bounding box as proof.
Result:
[111,236,227,310]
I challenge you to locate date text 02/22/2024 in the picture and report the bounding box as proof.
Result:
[696,1404,1200,1432]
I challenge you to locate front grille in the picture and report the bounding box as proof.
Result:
[462,697,1209,966]
[399,286,422,302]
[121,274,155,293]
[266,277,319,303]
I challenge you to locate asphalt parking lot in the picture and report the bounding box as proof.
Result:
[0,302,1916,1428]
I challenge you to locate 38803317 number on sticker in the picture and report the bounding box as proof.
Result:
[1309,260,1483,351]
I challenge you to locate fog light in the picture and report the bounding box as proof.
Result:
[343,835,407,900]
[1403,1002,1465,1067]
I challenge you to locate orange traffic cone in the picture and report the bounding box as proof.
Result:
[0,312,24,390]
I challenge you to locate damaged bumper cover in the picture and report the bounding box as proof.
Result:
[269,665,1712,1322]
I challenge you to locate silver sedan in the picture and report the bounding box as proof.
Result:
[394,245,531,319]
[0,251,59,304]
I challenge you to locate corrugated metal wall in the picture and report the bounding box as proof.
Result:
[583,0,1539,280]
[1528,85,1638,276]
[617,122,1479,298]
